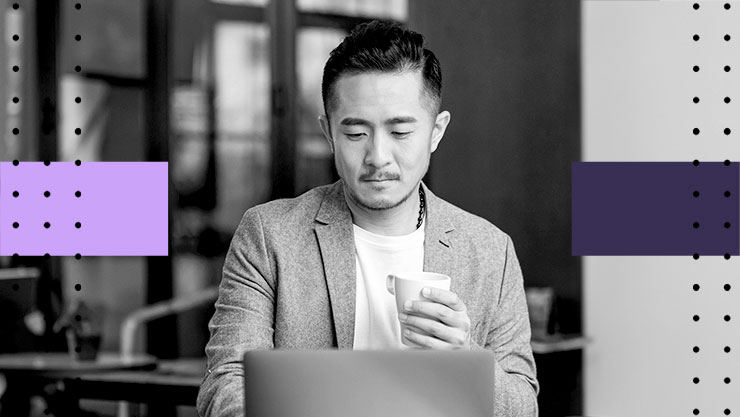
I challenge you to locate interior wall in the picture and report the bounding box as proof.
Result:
[583,2,740,416]
[407,1,581,331]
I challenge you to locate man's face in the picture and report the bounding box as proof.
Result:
[319,70,450,212]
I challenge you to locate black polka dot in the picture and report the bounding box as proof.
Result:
[12,97,19,103]
[693,190,700,197]
[725,3,731,9]
[725,284,732,291]
[693,160,700,166]
[44,191,50,198]
[75,159,81,166]
[693,34,700,41]
[12,3,19,10]
[727,34,732,41]
[75,34,81,41]
[693,222,700,229]
[75,190,82,198]
[12,160,19,166]
[693,253,700,260]
[725,409,731,416]
[12,65,19,72]
[75,97,81,103]
[693,377,700,384]
[75,222,82,229]
[75,128,81,135]
[13,190,19,198]
[74,283,81,291]
[725,315,731,321]
[726,65,732,72]
[725,222,731,228]
[693,346,700,353]
[75,253,82,260]
[693,314,700,321]
[693,3,700,9]
[693,283,700,291]
[44,253,50,258]
[12,222,19,229]
[693,409,700,416]
[44,222,50,229]
[725,159,732,166]
[726,97,732,104]
[693,65,700,72]
[725,128,731,135]
[725,346,731,353]
[75,3,81,9]
[74,65,81,72]
[725,253,731,260]
[11,34,19,41]
[693,97,700,103]
[725,377,731,384]
[11,128,19,135]
[44,160,50,166]
[725,191,732,197]
[693,128,701,135]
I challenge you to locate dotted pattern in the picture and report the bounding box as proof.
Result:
[7,3,85,378]
[690,3,735,416]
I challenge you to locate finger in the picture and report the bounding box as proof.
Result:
[403,327,455,350]
[404,300,467,329]
[400,313,467,346]
[421,287,467,312]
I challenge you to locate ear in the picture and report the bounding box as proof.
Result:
[318,114,334,154]
[430,110,450,153]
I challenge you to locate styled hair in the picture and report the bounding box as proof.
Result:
[321,20,442,118]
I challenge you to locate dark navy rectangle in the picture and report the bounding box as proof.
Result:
[572,162,739,256]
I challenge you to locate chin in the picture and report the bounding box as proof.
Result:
[352,187,408,211]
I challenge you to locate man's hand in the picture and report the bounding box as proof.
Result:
[398,287,472,350]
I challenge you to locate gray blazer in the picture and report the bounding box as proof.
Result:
[197,181,539,417]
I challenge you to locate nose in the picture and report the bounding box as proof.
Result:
[364,133,393,168]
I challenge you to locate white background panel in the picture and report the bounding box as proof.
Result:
[583,1,740,416]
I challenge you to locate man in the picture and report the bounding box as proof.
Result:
[197,21,538,417]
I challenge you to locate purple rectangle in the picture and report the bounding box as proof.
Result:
[0,162,168,256]
[572,162,739,256]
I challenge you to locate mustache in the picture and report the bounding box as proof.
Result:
[359,171,400,181]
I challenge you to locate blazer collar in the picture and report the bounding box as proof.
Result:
[313,181,457,349]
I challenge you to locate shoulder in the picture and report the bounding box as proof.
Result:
[248,184,333,222]
[429,191,512,250]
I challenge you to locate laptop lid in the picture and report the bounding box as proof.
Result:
[243,349,495,417]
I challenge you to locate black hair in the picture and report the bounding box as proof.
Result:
[321,20,442,117]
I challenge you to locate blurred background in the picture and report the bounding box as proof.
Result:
[1,0,582,415]
[5,1,732,417]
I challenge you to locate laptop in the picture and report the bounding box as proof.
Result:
[243,349,495,417]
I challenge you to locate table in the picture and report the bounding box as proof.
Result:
[63,358,205,406]
[0,352,157,416]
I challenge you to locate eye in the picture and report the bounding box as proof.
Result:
[392,131,412,139]
[344,132,366,140]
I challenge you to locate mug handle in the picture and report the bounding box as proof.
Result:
[386,275,396,295]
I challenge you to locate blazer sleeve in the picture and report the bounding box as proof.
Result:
[472,234,539,417]
[197,209,276,417]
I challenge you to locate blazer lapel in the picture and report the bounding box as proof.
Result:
[315,182,356,349]
[422,183,457,278]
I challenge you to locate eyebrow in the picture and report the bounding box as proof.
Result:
[339,116,418,126]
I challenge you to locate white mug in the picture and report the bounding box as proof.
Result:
[386,271,451,346]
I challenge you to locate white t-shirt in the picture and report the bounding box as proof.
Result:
[352,221,425,349]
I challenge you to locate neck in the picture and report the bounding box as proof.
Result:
[344,184,422,236]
